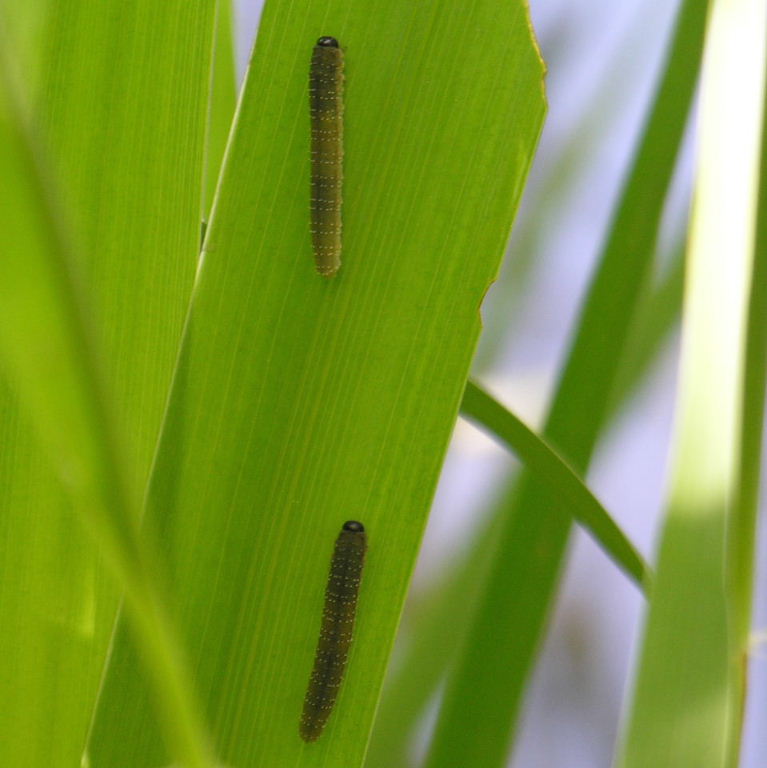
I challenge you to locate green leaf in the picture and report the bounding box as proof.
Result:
[87,1,546,765]
[617,1,767,765]
[204,0,236,216]
[0,37,215,768]
[461,381,650,589]
[0,0,48,93]
[608,239,686,418]
[726,28,767,766]
[0,3,217,766]
[423,1,711,766]
[365,532,493,768]
[0,33,121,767]
[38,2,214,493]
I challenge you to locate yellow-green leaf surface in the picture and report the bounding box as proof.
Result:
[0,36,214,768]
[0,0,48,92]
[424,1,710,766]
[88,1,546,766]
[38,1,215,490]
[618,0,767,765]
[0,3,215,766]
[204,0,236,216]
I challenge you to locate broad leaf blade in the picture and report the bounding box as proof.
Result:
[88,1,546,766]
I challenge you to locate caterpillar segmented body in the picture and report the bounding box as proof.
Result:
[309,36,344,277]
[299,521,366,742]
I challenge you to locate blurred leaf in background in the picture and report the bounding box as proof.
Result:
[0,2,216,766]
[618,0,767,764]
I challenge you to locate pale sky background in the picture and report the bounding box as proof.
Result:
[233,1,766,765]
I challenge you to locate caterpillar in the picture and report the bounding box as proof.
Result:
[309,36,344,277]
[299,521,367,742]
